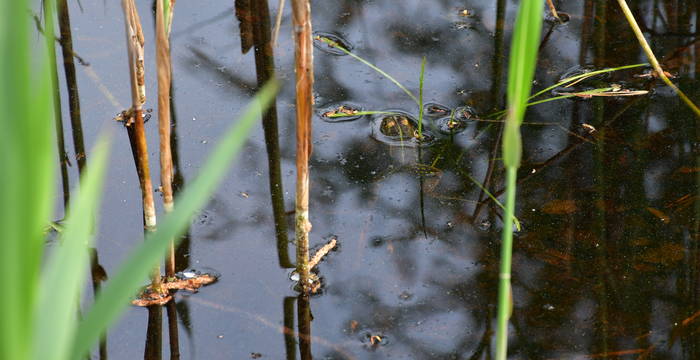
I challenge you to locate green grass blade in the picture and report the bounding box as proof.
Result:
[505,0,543,129]
[0,1,56,359]
[33,138,111,360]
[316,36,419,105]
[70,80,280,359]
[418,56,426,137]
[459,170,521,231]
[497,0,543,359]
[528,63,647,100]
[326,110,400,118]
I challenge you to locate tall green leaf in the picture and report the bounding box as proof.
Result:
[0,0,56,358]
[496,1,543,360]
[70,80,280,359]
[33,138,111,360]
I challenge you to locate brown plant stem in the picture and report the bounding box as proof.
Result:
[249,0,293,268]
[291,0,314,293]
[156,0,176,278]
[616,0,700,117]
[57,0,87,173]
[121,0,160,287]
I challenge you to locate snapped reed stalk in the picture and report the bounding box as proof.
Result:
[496,0,542,359]
[616,0,700,117]
[291,0,314,293]
[271,0,285,48]
[121,0,161,288]
[156,0,176,278]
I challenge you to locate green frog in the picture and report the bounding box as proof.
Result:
[380,114,419,139]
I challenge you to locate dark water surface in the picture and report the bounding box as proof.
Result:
[53,0,700,359]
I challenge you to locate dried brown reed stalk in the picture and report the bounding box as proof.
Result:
[291,0,314,293]
[121,0,161,288]
[156,0,176,277]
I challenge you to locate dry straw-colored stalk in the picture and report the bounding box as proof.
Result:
[121,0,160,287]
[156,0,176,277]
[291,0,314,293]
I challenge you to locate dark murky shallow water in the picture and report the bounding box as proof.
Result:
[53,0,700,359]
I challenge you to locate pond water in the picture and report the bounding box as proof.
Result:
[53,0,699,359]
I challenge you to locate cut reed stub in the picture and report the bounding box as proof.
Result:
[317,102,364,122]
[312,31,354,55]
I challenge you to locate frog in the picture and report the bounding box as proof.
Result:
[380,114,419,139]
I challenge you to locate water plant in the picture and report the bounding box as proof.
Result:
[496,1,543,359]
[616,0,700,117]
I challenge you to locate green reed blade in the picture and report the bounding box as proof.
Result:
[529,63,647,100]
[317,36,419,105]
[497,0,543,359]
[418,56,426,137]
[34,138,110,360]
[0,0,56,358]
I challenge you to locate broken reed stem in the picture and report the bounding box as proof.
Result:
[616,0,700,117]
[308,238,337,270]
[291,0,314,293]
[271,0,285,48]
[156,0,176,277]
[121,0,160,287]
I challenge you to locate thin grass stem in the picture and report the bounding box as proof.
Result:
[317,36,419,105]
[418,56,426,138]
[616,0,700,117]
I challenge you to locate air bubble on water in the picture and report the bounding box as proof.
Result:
[478,220,491,231]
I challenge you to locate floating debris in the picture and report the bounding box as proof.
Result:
[132,269,219,306]
[318,103,364,122]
